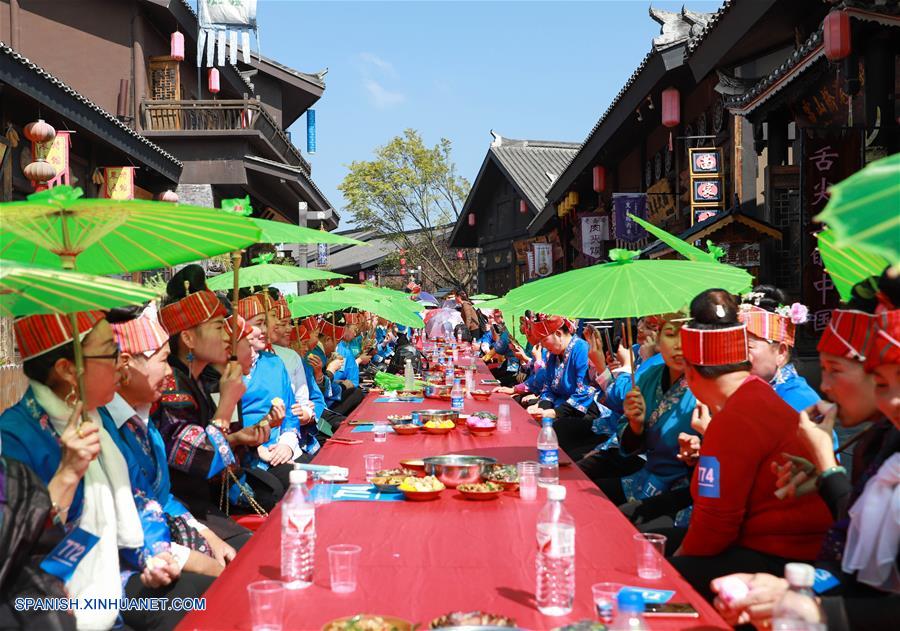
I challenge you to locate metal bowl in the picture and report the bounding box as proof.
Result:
[423,455,498,488]
[425,384,452,399]
[416,409,459,425]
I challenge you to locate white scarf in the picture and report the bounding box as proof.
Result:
[842,452,900,593]
[31,381,144,630]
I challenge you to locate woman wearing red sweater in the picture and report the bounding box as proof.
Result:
[669,289,832,600]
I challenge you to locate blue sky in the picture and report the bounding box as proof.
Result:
[256,1,723,226]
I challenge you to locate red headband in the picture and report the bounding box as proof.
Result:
[15,311,106,360]
[817,309,876,363]
[681,324,749,366]
[740,306,796,347]
[111,316,168,356]
[303,316,322,334]
[864,309,900,371]
[159,290,226,336]
[290,324,311,344]
[530,315,571,341]
[272,297,291,321]
[224,314,252,342]
[319,320,345,340]
[236,295,264,320]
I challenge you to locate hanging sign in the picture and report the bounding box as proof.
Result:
[646,178,675,224]
[689,148,724,225]
[33,131,72,188]
[580,215,609,261]
[612,194,648,243]
[533,243,552,278]
[316,242,328,267]
[101,166,135,199]
[197,0,258,67]
[307,110,317,154]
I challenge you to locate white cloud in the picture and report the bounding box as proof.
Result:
[363,79,405,109]
[359,52,396,76]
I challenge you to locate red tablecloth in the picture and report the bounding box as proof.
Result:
[178,364,727,631]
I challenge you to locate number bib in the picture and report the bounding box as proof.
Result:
[697,456,721,498]
[40,527,100,583]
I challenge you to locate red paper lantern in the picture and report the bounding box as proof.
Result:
[23,119,56,144]
[399,257,406,266]
[24,158,56,189]
[358,271,366,281]
[456,249,464,260]
[468,214,475,226]
[159,190,179,203]
[519,200,528,214]
[661,88,680,128]
[208,68,220,94]
[592,165,606,193]
[170,31,185,61]
[824,10,851,61]
[400,267,407,275]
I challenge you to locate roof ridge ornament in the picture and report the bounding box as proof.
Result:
[649,5,715,52]
[490,130,503,147]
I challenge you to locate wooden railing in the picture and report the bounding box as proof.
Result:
[0,364,27,414]
[141,99,310,174]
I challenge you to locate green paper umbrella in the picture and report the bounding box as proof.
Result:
[628,214,723,262]
[287,285,425,328]
[0,186,262,274]
[814,152,900,264]
[816,228,890,302]
[206,255,347,291]
[0,259,161,317]
[470,293,499,301]
[251,218,367,246]
[500,248,753,320]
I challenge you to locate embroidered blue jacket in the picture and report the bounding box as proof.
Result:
[539,337,594,412]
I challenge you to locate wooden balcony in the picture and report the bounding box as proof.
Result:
[141,99,310,174]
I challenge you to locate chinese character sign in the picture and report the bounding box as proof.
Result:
[612,194,648,243]
[101,167,135,200]
[33,131,72,188]
[580,215,609,261]
[307,110,316,154]
[533,243,552,278]
[316,242,328,267]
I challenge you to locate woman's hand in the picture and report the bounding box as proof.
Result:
[677,432,701,466]
[623,387,646,434]
[228,423,271,447]
[772,453,818,499]
[140,552,181,588]
[200,528,236,566]
[691,402,712,435]
[326,357,344,375]
[586,333,606,373]
[267,443,294,466]
[183,550,224,577]
[798,402,838,473]
[291,403,314,425]
[307,353,324,380]
[57,402,99,483]
[711,573,789,628]
[526,404,544,417]
[493,386,515,395]
[267,399,286,426]
[216,361,247,419]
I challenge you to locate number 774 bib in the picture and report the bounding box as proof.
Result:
[697,456,721,498]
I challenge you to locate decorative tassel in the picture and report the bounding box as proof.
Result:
[5,125,19,148]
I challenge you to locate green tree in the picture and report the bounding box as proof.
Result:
[339,129,475,290]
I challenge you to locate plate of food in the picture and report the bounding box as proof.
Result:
[428,611,516,628]
[485,464,519,492]
[398,458,426,474]
[399,475,445,501]
[369,477,404,493]
[392,423,420,435]
[322,614,413,631]
[469,389,493,401]
[386,414,414,425]
[457,481,504,500]
[424,420,454,435]
[467,416,497,436]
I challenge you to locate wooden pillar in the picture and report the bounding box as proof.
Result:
[132,9,146,131]
[9,0,20,50]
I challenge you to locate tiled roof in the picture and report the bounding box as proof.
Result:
[243,154,335,214]
[685,0,736,53]
[0,42,181,168]
[489,137,580,211]
[726,27,824,114]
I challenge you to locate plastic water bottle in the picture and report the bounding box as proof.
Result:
[537,418,559,486]
[610,591,648,630]
[772,564,826,630]
[444,359,455,386]
[281,469,315,589]
[404,358,415,392]
[535,485,575,616]
[451,378,464,412]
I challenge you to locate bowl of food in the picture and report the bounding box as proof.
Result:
[417,409,459,426]
[322,614,413,631]
[470,389,493,402]
[398,458,426,474]
[428,611,517,628]
[424,383,452,399]
[468,424,496,437]
[485,464,519,492]
[424,420,454,435]
[387,414,414,426]
[392,423,420,435]
[457,481,504,500]
[470,411,498,421]
[399,475,445,501]
[423,454,498,488]
[369,475,405,494]
[397,391,422,401]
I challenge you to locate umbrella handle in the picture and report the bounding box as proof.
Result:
[230,250,241,358]
[68,311,91,425]
[625,318,636,389]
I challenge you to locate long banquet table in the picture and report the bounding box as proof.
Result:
[178,362,727,630]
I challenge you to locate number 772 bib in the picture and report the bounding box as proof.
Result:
[40,527,100,583]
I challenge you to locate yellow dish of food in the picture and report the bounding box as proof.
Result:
[423,420,455,429]
[397,475,445,492]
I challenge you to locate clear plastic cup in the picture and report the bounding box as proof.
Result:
[311,473,332,506]
[247,580,284,631]
[327,544,362,593]
[373,421,388,443]
[363,454,384,481]
[634,532,667,579]
[517,461,540,501]
[592,582,622,624]
[497,403,511,433]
